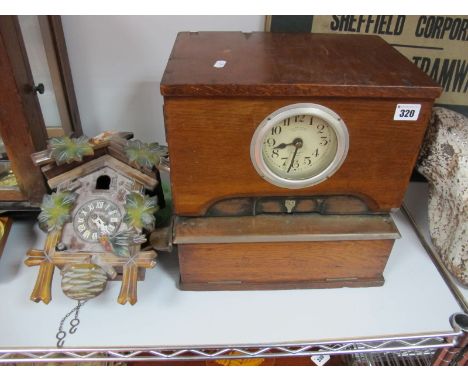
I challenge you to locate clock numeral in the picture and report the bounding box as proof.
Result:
[314,149,319,157]
[304,157,312,166]
[310,116,314,125]
[96,201,104,208]
[294,115,305,123]
[76,217,84,224]
[320,136,329,146]
[83,230,91,239]
[88,203,95,211]
[283,118,290,126]
[92,232,98,240]
[110,217,120,223]
[271,126,282,135]
[281,157,289,167]
[271,149,279,158]
[316,125,325,133]
[109,210,118,216]
[108,224,116,232]
[266,137,276,147]
[77,224,86,232]
[287,159,300,173]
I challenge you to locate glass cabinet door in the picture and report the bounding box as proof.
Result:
[0,16,81,207]
[18,15,80,138]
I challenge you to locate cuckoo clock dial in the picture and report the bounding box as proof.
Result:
[73,199,123,242]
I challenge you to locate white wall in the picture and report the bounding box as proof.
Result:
[62,16,264,144]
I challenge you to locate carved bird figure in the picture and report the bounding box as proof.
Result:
[99,229,147,257]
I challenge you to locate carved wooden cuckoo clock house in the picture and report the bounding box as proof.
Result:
[26,132,167,305]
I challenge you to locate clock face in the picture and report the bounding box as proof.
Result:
[73,199,123,242]
[251,103,349,189]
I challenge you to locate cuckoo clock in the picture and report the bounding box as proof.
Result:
[160,32,442,290]
[26,132,167,305]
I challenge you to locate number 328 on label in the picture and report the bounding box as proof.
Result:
[394,104,421,121]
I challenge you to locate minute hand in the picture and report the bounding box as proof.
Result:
[287,139,303,173]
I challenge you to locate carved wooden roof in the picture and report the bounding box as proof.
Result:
[31,132,158,191]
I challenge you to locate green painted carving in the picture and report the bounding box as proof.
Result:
[123,192,159,230]
[99,229,147,257]
[124,140,168,169]
[49,136,94,165]
[38,191,78,233]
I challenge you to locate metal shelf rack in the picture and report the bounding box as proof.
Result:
[0,188,466,365]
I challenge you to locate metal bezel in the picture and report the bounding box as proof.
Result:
[250,103,349,189]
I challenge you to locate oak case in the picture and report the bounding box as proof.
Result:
[161,32,441,290]
[164,97,434,216]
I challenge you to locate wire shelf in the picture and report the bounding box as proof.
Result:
[0,332,460,364]
[346,348,437,366]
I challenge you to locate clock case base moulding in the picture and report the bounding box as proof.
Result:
[174,213,400,290]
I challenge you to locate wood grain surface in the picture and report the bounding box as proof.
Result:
[161,32,441,98]
[0,16,48,203]
[165,97,434,215]
[178,239,394,290]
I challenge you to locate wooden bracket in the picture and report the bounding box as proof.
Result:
[25,230,61,304]
[26,235,157,305]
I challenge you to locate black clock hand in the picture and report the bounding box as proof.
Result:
[273,142,290,149]
[287,138,303,173]
[274,137,303,150]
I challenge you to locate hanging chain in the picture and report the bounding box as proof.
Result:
[56,300,86,348]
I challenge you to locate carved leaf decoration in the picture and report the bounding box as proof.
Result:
[99,229,147,257]
[124,140,168,169]
[37,191,78,233]
[49,136,94,165]
[124,192,159,230]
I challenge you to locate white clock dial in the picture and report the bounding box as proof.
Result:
[261,115,338,180]
[73,199,122,242]
[251,103,349,189]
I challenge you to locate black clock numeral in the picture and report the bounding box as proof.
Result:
[271,149,279,158]
[316,124,325,133]
[281,157,289,167]
[283,118,290,126]
[304,157,312,166]
[271,126,282,135]
[287,159,300,173]
[294,115,305,123]
[314,149,319,157]
[309,116,314,125]
[320,136,329,146]
[266,137,276,147]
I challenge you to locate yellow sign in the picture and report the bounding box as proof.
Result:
[310,16,468,107]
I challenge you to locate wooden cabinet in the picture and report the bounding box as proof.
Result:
[0,16,81,209]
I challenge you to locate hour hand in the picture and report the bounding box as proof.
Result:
[274,138,303,150]
[273,142,289,149]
